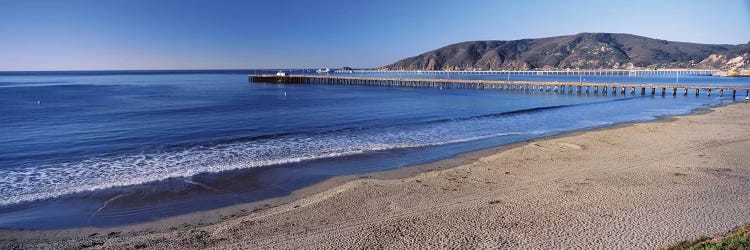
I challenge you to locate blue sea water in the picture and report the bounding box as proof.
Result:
[0,70,747,229]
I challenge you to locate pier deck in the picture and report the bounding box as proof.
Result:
[337,69,719,76]
[249,75,750,97]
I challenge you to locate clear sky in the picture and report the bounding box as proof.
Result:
[1,0,749,71]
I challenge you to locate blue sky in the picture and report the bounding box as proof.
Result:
[1,0,749,70]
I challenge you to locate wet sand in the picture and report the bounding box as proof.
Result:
[2,103,750,249]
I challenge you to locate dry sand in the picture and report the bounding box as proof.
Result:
[2,103,750,249]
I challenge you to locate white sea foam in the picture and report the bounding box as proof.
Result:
[0,97,695,207]
[0,114,536,207]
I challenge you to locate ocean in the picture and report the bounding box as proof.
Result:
[0,70,746,229]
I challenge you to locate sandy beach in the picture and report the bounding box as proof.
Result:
[2,102,750,249]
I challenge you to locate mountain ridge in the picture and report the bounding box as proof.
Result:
[382,33,748,72]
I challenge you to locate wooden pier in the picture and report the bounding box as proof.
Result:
[249,75,750,98]
[336,69,719,76]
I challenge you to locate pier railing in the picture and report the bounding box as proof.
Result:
[249,75,750,97]
[334,69,720,76]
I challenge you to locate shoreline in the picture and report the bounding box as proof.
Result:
[0,101,696,230]
[2,102,750,248]
[0,96,710,230]
[0,83,732,230]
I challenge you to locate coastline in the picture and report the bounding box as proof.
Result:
[2,102,750,249]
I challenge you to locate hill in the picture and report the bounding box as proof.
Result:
[382,33,739,71]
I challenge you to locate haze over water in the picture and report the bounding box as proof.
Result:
[0,70,746,228]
